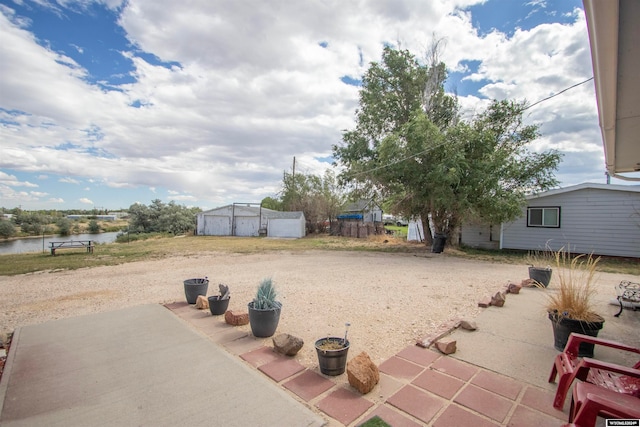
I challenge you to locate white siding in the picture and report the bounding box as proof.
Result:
[268,218,305,238]
[461,222,500,250]
[502,187,640,257]
[235,216,259,236]
[203,215,230,235]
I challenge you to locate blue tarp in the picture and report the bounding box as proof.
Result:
[337,214,363,220]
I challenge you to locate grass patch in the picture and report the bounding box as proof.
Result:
[358,416,391,427]
[1,235,636,276]
[0,235,428,276]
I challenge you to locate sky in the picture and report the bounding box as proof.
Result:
[0,0,635,211]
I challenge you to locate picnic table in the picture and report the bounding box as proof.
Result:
[49,240,94,256]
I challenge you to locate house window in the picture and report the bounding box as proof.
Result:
[527,207,560,228]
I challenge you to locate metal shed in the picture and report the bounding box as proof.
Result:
[196,204,306,238]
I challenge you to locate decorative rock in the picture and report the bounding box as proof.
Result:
[272,333,304,356]
[195,295,209,309]
[435,339,457,354]
[224,310,249,326]
[521,278,537,287]
[459,319,477,331]
[347,352,379,394]
[478,296,492,308]
[218,283,230,299]
[416,319,461,348]
[491,291,506,307]
[508,283,522,294]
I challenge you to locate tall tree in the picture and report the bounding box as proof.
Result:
[278,169,345,233]
[333,46,561,245]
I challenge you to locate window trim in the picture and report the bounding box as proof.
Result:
[527,206,561,228]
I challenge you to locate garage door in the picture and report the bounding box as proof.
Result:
[235,216,259,236]
[204,215,231,235]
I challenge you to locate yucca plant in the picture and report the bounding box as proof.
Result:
[546,248,601,322]
[253,277,280,310]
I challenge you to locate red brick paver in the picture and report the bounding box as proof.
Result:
[316,388,374,426]
[454,384,514,423]
[283,370,334,401]
[387,384,445,424]
[165,303,571,427]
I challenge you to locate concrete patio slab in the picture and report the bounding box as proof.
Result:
[0,304,325,427]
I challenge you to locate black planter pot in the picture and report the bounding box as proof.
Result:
[208,296,230,315]
[184,278,209,304]
[529,267,552,287]
[315,337,350,376]
[247,302,281,337]
[548,312,605,357]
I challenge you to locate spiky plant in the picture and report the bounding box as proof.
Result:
[546,248,601,322]
[253,277,280,310]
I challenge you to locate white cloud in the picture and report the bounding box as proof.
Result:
[79,197,93,205]
[59,177,81,184]
[0,170,38,187]
[0,1,618,209]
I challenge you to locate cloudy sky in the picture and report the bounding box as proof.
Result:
[0,0,631,211]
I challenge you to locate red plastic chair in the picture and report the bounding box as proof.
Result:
[548,333,640,409]
[562,381,640,427]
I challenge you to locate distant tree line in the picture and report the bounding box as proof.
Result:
[0,208,115,238]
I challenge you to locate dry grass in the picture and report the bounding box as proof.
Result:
[546,249,602,322]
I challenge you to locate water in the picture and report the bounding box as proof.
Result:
[0,231,121,255]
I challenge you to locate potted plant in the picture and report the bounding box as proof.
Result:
[315,323,350,376]
[526,249,554,287]
[247,278,281,338]
[208,283,230,315]
[546,249,604,357]
[183,276,209,304]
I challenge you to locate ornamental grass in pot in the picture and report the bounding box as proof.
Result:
[247,278,282,338]
[546,249,604,357]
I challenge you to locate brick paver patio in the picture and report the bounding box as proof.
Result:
[166,301,568,426]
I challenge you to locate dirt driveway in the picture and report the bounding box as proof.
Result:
[0,250,635,369]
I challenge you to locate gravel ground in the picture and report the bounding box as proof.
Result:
[0,250,635,372]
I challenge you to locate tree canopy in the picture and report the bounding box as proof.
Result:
[128,199,201,235]
[333,46,561,244]
[264,169,345,233]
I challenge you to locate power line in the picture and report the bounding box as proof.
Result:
[523,77,593,111]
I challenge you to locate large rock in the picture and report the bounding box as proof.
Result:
[224,310,249,326]
[491,291,506,307]
[459,319,477,331]
[508,282,522,294]
[272,333,304,356]
[347,352,379,394]
[435,339,457,354]
[195,295,209,309]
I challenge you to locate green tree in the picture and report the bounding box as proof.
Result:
[128,200,200,234]
[261,197,282,211]
[128,203,153,232]
[57,218,72,236]
[0,220,16,238]
[88,220,101,234]
[333,46,561,245]
[278,169,345,233]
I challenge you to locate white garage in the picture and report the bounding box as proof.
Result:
[196,204,306,238]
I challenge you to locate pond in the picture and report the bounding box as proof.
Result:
[0,231,121,255]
